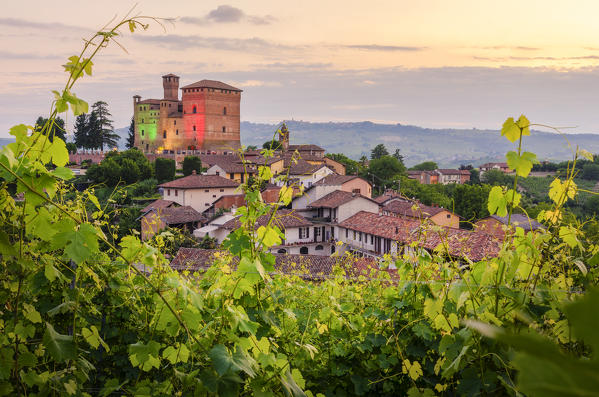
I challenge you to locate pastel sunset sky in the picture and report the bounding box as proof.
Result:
[2,0,599,135]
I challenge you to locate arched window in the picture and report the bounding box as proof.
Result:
[192,106,197,114]
[315,245,323,251]
[193,125,196,131]
[299,247,309,255]
[277,249,287,254]
[223,107,227,115]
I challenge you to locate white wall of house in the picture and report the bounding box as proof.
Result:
[163,186,238,212]
[292,185,337,210]
[271,242,334,256]
[292,167,334,189]
[337,197,380,223]
[336,226,400,257]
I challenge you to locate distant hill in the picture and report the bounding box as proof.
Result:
[240,120,599,167]
[2,121,597,168]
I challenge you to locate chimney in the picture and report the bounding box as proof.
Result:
[192,170,196,175]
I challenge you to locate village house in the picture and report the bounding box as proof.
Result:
[292,175,373,210]
[379,198,460,229]
[336,211,501,262]
[140,205,206,241]
[217,209,333,255]
[435,169,471,184]
[158,172,239,212]
[474,214,544,238]
[479,162,511,175]
[284,160,335,189]
[407,170,439,184]
[301,190,380,224]
[205,160,257,183]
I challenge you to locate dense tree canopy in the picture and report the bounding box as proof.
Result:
[370,143,389,160]
[325,153,360,175]
[87,149,152,186]
[364,155,406,192]
[410,161,438,171]
[35,116,66,142]
[155,158,176,183]
[182,156,202,176]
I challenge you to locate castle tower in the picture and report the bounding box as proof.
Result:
[162,74,180,101]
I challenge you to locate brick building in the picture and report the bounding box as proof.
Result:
[133,74,242,153]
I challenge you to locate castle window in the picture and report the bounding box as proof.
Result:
[141,130,144,136]
[223,107,227,115]
[163,131,166,139]
[176,129,178,135]
[222,126,226,133]
[192,106,197,114]
[193,125,196,131]
[174,120,176,125]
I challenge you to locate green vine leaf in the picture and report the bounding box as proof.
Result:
[506,151,538,177]
[487,186,508,217]
[43,322,76,362]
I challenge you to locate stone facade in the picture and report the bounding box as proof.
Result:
[133,75,242,153]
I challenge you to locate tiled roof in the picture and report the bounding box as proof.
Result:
[138,99,161,105]
[199,154,240,167]
[141,199,176,213]
[383,199,447,218]
[209,161,257,174]
[170,248,382,281]
[480,162,509,168]
[288,159,326,175]
[222,209,312,231]
[181,79,242,92]
[436,169,471,175]
[308,190,371,209]
[288,144,325,152]
[489,214,544,231]
[339,211,500,261]
[159,174,239,189]
[313,174,368,187]
[373,191,403,204]
[159,206,206,225]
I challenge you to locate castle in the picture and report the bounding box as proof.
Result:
[133,74,242,153]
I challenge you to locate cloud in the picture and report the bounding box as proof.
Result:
[179,5,276,26]
[0,17,85,32]
[475,54,599,62]
[134,34,294,52]
[342,44,425,52]
[0,50,64,60]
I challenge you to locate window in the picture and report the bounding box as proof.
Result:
[370,234,374,244]
[331,228,334,238]
[229,174,234,179]
[141,130,145,136]
[174,190,178,197]
[220,189,224,192]
[315,245,323,251]
[353,230,356,240]
[215,171,220,176]
[204,189,209,193]
[277,249,287,254]
[212,195,216,198]
[223,107,227,115]
[359,232,362,242]
[163,131,166,139]
[222,126,226,133]
[167,189,171,196]
[205,203,209,206]
[299,227,310,239]
[447,214,451,219]
[315,228,321,238]
[193,125,196,131]
[174,120,176,125]
[192,106,197,114]
[299,247,309,255]
[176,129,179,135]
[345,229,348,238]
[141,118,144,123]
[352,188,361,194]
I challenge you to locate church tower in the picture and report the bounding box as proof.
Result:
[278,122,289,151]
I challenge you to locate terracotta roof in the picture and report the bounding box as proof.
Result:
[199,154,240,167]
[436,169,471,175]
[313,174,369,187]
[170,248,382,281]
[339,211,500,262]
[488,214,544,231]
[159,206,206,225]
[159,174,239,189]
[373,191,403,204]
[181,79,242,92]
[138,99,161,105]
[288,144,325,152]
[308,190,373,209]
[222,209,312,231]
[382,199,447,218]
[209,161,257,174]
[141,199,176,213]
[480,162,509,168]
[289,159,327,175]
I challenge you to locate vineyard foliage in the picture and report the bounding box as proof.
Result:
[1,15,599,397]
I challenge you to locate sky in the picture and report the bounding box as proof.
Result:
[2,0,599,136]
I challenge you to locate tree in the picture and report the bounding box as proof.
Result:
[90,101,120,150]
[66,142,77,154]
[86,149,152,186]
[74,113,89,149]
[155,158,176,183]
[581,163,599,180]
[410,161,438,171]
[481,169,513,186]
[35,116,66,142]
[245,145,258,151]
[451,184,491,225]
[263,140,281,150]
[182,156,202,176]
[370,144,389,160]
[469,168,481,184]
[126,116,135,149]
[365,155,405,192]
[392,149,404,165]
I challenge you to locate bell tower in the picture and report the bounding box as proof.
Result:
[162,74,180,101]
